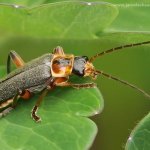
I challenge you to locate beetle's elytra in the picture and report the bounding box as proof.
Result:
[0,41,150,122]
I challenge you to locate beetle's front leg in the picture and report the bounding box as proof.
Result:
[7,51,25,74]
[55,82,97,89]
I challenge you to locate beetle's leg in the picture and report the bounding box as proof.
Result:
[7,51,25,74]
[53,77,95,89]
[11,89,31,107]
[0,89,32,118]
[0,92,20,118]
[53,46,65,55]
[31,88,49,122]
[55,82,96,89]
[0,107,14,118]
[11,91,20,107]
[31,77,69,122]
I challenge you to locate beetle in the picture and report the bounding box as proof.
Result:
[0,41,150,122]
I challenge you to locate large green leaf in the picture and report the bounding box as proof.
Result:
[125,112,150,150]
[0,1,150,150]
[0,1,118,39]
[0,66,103,150]
[0,32,149,150]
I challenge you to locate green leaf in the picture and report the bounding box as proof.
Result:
[0,1,118,39]
[0,0,46,7]
[0,1,150,150]
[0,66,104,150]
[107,3,150,32]
[125,112,150,150]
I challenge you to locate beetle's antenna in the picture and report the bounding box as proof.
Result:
[89,41,150,62]
[95,70,150,98]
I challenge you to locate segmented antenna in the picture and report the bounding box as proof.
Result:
[90,41,150,62]
[95,70,150,98]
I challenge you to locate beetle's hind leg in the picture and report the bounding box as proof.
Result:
[7,51,25,74]
[0,92,20,118]
[0,107,14,118]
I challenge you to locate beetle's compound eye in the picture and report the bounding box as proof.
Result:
[51,55,74,77]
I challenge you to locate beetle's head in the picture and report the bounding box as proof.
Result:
[72,56,97,79]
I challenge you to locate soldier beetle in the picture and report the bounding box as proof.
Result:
[0,41,150,122]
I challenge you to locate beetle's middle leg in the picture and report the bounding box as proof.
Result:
[31,78,69,122]
[7,51,25,74]
[31,88,49,122]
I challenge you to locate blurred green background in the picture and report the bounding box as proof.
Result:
[0,0,150,150]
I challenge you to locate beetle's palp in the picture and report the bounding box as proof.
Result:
[95,70,150,98]
[89,41,150,62]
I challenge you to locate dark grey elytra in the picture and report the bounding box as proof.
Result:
[0,54,53,102]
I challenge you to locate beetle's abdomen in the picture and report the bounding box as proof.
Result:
[0,65,51,102]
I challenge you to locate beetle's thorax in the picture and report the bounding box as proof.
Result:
[51,54,74,77]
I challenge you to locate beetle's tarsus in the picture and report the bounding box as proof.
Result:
[31,105,41,122]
